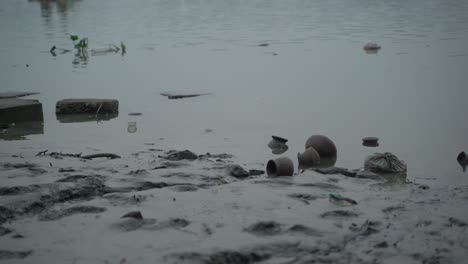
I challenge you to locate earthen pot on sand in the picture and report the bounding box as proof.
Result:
[305,135,337,158]
[267,157,294,176]
[297,147,321,168]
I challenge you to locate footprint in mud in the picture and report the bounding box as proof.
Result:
[38,205,106,221]
[320,210,360,219]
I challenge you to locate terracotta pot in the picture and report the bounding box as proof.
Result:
[267,157,294,176]
[297,147,321,168]
[305,135,337,158]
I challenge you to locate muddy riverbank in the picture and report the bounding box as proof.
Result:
[1,147,467,263]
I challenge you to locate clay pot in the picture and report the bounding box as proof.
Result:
[268,136,288,155]
[305,135,337,158]
[297,147,321,168]
[267,157,294,176]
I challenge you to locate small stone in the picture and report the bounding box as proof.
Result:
[229,165,249,179]
[248,169,265,176]
[121,211,143,220]
[374,241,388,248]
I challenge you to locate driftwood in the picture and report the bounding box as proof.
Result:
[81,153,121,160]
[160,93,210,100]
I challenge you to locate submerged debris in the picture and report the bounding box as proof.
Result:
[160,93,210,100]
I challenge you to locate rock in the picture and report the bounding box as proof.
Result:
[162,150,198,161]
[374,241,388,248]
[121,211,143,220]
[0,92,39,99]
[229,165,249,179]
[248,169,264,176]
[0,99,43,123]
[56,99,119,114]
[244,221,283,236]
[313,166,355,177]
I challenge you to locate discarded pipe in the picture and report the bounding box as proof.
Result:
[297,147,321,168]
[305,135,337,158]
[267,157,294,176]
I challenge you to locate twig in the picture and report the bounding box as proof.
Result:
[36,150,48,156]
[81,153,121,160]
[49,152,82,158]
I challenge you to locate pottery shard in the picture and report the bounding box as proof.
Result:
[0,99,43,123]
[56,99,119,114]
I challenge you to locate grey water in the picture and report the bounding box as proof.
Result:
[1,0,468,185]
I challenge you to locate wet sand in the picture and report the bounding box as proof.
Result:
[1,147,467,263]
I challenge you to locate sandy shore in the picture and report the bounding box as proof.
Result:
[0,148,467,264]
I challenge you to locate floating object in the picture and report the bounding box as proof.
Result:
[160,92,210,100]
[458,151,467,172]
[305,135,337,158]
[128,112,142,116]
[364,152,407,173]
[297,147,321,168]
[457,151,467,164]
[363,42,381,51]
[128,121,137,133]
[271,146,288,155]
[362,137,379,147]
[56,99,119,115]
[267,157,294,176]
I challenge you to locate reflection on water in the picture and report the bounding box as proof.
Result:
[0,121,44,141]
[28,0,81,18]
[56,113,118,123]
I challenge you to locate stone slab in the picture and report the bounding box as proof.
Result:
[56,99,119,114]
[0,99,43,123]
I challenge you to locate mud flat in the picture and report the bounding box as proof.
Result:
[0,148,467,264]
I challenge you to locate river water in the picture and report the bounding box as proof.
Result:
[1,0,468,185]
